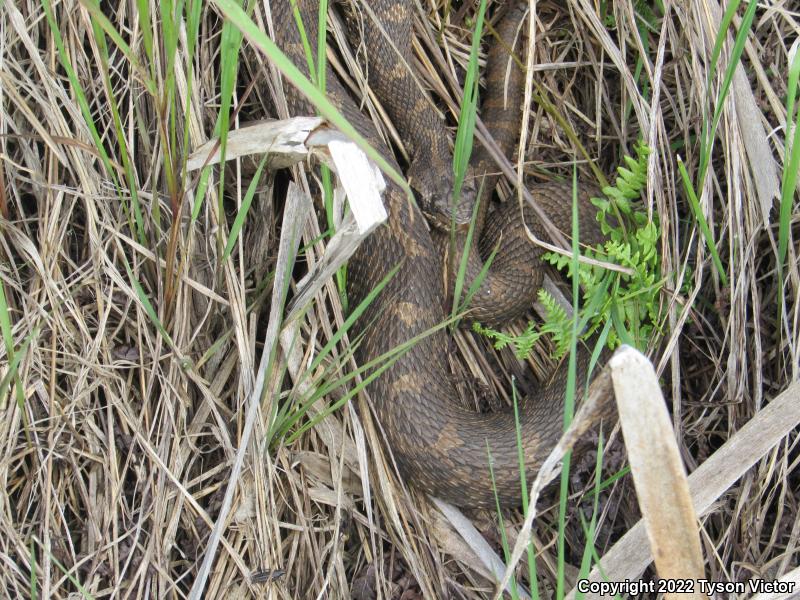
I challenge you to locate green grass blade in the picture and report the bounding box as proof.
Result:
[700,0,757,183]
[0,280,34,410]
[557,168,583,599]
[121,257,175,348]
[223,155,268,260]
[451,0,487,201]
[698,0,743,182]
[29,537,38,599]
[161,0,181,202]
[269,263,402,442]
[88,18,147,244]
[706,0,743,88]
[512,384,540,599]
[182,0,204,181]
[0,328,36,409]
[450,182,490,322]
[677,155,728,286]
[316,0,328,91]
[778,42,800,275]
[40,0,117,180]
[290,0,318,82]
[575,431,605,600]
[487,444,521,600]
[307,263,402,376]
[77,0,155,95]
[217,5,247,217]
[297,0,344,302]
[212,0,410,197]
[460,244,497,317]
[31,537,96,600]
[285,313,459,444]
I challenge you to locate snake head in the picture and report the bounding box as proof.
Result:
[411,171,478,233]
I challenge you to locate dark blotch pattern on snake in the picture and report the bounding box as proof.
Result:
[272,0,603,508]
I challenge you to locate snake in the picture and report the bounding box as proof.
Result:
[272,0,603,509]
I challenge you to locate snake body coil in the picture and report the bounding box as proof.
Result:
[273,1,601,508]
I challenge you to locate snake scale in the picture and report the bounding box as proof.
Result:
[272,0,602,508]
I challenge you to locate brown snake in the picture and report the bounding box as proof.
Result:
[272,0,603,508]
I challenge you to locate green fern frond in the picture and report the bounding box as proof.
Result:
[476,140,667,359]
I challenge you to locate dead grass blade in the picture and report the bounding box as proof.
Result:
[188,182,311,600]
[187,116,325,171]
[568,379,800,598]
[748,564,800,600]
[609,346,706,598]
[494,367,615,599]
[434,497,531,600]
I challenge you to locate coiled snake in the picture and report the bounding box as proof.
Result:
[272,0,602,508]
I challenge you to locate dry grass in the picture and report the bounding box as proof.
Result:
[1,0,799,598]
